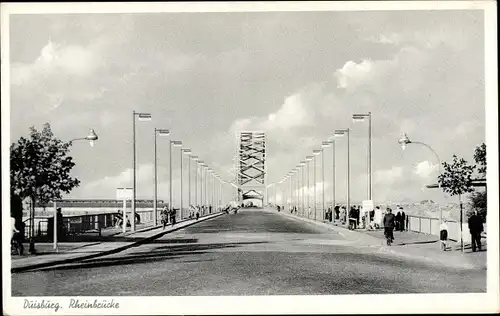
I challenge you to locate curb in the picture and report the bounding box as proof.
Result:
[11,212,225,274]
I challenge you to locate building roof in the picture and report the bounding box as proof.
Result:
[425,178,486,189]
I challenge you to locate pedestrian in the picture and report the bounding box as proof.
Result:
[161,207,168,229]
[439,219,449,251]
[400,208,406,232]
[115,209,123,228]
[383,208,395,243]
[170,208,177,226]
[340,206,346,224]
[56,208,65,241]
[468,210,484,252]
[395,210,401,231]
[334,205,340,221]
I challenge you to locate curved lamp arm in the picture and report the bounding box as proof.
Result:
[410,141,442,175]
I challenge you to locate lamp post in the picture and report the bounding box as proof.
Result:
[52,129,99,251]
[398,133,450,248]
[153,129,170,226]
[197,160,204,208]
[132,111,152,232]
[306,156,313,218]
[335,129,350,225]
[300,161,306,217]
[181,149,191,219]
[191,156,199,207]
[313,150,322,221]
[169,140,182,218]
[353,112,372,201]
[322,140,334,216]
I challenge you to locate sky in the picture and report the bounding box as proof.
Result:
[8,9,486,205]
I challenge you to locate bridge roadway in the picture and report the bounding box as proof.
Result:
[12,208,485,295]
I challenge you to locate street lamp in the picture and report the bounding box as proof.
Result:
[322,140,335,217]
[153,129,170,226]
[306,156,313,218]
[299,161,306,216]
[313,149,322,221]
[132,111,152,232]
[52,129,99,252]
[191,156,199,207]
[398,133,449,247]
[197,160,204,208]
[169,140,182,218]
[353,112,372,201]
[335,129,350,225]
[181,148,192,219]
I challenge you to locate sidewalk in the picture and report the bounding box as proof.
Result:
[11,212,225,273]
[272,208,486,270]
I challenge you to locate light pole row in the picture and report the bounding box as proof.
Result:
[133,111,230,231]
[276,112,372,226]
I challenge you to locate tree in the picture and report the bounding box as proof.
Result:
[438,155,475,199]
[10,123,80,253]
[438,154,475,252]
[473,143,486,177]
[469,143,486,220]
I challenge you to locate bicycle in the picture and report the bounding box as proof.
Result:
[11,233,24,256]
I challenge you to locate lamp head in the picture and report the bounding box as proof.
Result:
[313,149,322,156]
[172,140,183,147]
[182,148,192,155]
[352,114,366,122]
[157,129,170,136]
[321,141,332,148]
[137,113,152,121]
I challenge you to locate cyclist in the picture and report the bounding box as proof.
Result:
[11,215,24,255]
[383,207,395,245]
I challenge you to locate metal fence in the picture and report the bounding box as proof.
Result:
[22,207,220,241]
[407,215,478,243]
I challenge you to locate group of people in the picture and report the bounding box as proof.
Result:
[159,204,215,229]
[114,209,141,228]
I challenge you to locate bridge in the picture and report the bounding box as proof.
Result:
[12,131,487,298]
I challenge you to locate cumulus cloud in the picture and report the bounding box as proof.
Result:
[413,161,439,178]
[335,59,374,89]
[12,39,102,86]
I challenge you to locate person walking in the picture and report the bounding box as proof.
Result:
[383,208,395,244]
[395,210,401,231]
[161,207,168,229]
[468,210,484,252]
[439,219,449,251]
[400,208,406,232]
[334,205,340,221]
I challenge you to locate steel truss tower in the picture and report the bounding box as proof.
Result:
[236,131,266,207]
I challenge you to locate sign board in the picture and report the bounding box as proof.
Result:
[116,188,133,200]
[362,200,374,213]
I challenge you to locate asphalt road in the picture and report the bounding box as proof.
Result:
[12,208,486,296]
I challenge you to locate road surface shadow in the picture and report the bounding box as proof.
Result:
[34,241,269,272]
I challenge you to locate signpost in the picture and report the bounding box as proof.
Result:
[116,188,133,234]
[362,200,374,228]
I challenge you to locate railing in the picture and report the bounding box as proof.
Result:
[22,206,220,241]
[407,214,487,243]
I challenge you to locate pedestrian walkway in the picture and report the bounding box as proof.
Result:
[11,212,224,273]
[271,208,486,270]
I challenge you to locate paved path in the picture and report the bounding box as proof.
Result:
[11,212,224,273]
[11,208,486,296]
